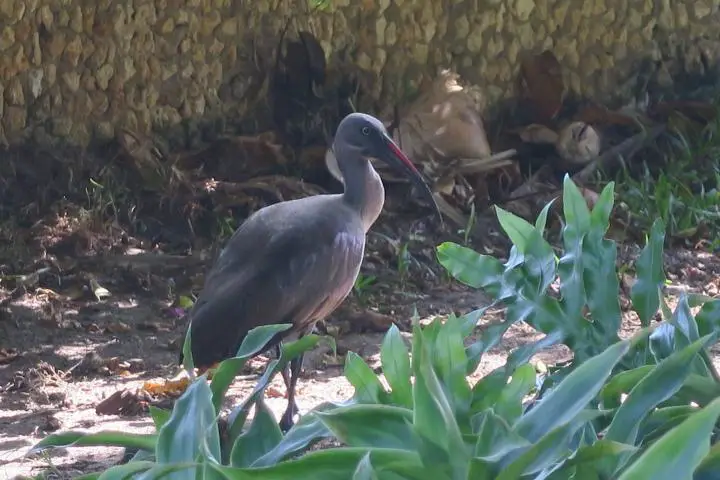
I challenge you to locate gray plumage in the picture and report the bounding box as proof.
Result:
[183,196,366,367]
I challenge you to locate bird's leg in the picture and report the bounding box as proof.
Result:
[279,352,304,432]
[276,344,292,398]
[276,343,300,430]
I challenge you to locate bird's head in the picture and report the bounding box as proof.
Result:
[334,112,442,223]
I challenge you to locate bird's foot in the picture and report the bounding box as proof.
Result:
[279,404,301,433]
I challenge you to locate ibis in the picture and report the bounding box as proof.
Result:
[179,112,440,431]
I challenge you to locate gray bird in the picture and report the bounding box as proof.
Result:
[179,112,440,431]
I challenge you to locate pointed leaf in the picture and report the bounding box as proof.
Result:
[694,441,720,480]
[548,440,636,479]
[498,411,604,479]
[589,181,615,231]
[352,452,380,480]
[182,326,194,372]
[582,235,622,345]
[630,219,666,326]
[437,242,504,293]
[513,338,630,442]
[96,462,154,480]
[316,404,414,450]
[648,322,676,362]
[235,324,293,358]
[345,351,386,403]
[30,431,156,454]
[210,357,249,413]
[496,206,536,252]
[213,448,432,480]
[156,376,221,470]
[210,324,296,412]
[380,324,412,408]
[562,174,592,243]
[473,410,531,461]
[605,334,716,444]
[148,406,170,430]
[252,403,341,467]
[696,299,720,338]
[230,397,284,467]
[534,197,556,233]
[618,397,720,480]
[495,364,537,425]
[432,313,472,416]
[600,365,654,408]
[225,335,322,445]
[411,323,469,477]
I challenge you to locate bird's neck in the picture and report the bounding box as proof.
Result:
[343,161,385,232]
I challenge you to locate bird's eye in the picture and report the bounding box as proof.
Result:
[361,127,370,136]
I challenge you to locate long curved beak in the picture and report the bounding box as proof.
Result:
[380,134,443,224]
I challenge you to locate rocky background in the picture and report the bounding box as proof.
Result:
[0,0,718,148]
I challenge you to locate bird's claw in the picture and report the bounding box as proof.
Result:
[279,403,300,433]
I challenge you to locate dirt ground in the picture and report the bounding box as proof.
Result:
[1,200,719,479]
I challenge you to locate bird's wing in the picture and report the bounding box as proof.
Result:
[184,208,365,367]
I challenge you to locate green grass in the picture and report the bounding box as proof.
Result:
[614,117,720,248]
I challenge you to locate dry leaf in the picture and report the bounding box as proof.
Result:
[142,377,190,398]
[519,50,565,123]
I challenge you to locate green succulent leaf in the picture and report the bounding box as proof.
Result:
[617,397,720,480]
[230,397,284,467]
[513,338,630,443]
[209,324,294,413]
[316,404,414,450]
[252,403,342,467]
[695,299,720,338]
[562,174,592,244]
[630,219,666,326]
[589,181,615,231]
[352,452,380,480]
[694,441,720,480]
[498,411,604,479]
[155,375,221,473]
[345,351,386,404]
[494,363,537,425]
[148,406,170,430]
[436,242,504,294]
[212,448,433,480]
[534,197,556,233]
[30,431,157,455]
[380,324,413,408]
[472,410,531,461]
[432,313,472,417]
[411,322,469,477]
[605,333,716,444]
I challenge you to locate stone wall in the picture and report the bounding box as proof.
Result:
[0,0,718,148]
